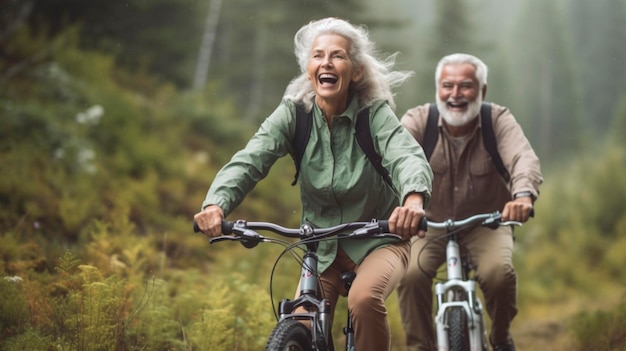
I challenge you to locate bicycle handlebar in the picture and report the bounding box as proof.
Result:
[425,211,526,232]
[193,217,427,248]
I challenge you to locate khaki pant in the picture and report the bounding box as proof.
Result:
[396,226,517,351]
[295,240,410,351]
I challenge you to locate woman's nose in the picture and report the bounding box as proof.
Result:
[322,56,332,67]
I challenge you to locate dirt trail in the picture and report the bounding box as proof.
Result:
[513,318,571,350]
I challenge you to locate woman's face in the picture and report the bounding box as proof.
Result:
[307,33,362,111]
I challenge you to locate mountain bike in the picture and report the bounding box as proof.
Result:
[425,211,523,351]
[194,218,423,351]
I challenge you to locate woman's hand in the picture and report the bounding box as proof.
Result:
[388,192,426,240]
[193,205,225,238]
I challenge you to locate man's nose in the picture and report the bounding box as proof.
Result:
[451,86,462,97]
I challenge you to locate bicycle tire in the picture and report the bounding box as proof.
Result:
[265,319,313,351]
[447,306,470,351]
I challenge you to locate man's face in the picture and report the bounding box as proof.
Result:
[436,63,482,127]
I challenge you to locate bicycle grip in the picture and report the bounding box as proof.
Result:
[378,217,426,233]
[419,216,428,232]
[193,220,236,234]
[378,220,389,233]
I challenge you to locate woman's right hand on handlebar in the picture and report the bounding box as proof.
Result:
[388,192,427,240]
[193,205,224,238]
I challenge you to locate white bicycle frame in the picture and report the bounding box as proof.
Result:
[434,236,488,351]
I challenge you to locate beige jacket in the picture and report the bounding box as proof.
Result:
[401,102,543,222]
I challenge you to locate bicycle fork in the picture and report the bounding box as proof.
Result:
[434,239,488,351]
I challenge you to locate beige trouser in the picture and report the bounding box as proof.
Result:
[396,226,517,351]
[295,240,411,351]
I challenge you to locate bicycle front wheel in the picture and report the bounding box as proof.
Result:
[447,306,470,351]
[265,319,312,351]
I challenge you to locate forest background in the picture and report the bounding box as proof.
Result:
[1,0,626,350]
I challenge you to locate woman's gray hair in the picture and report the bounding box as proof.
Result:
[435,53,488,89]
[283,17,413,111]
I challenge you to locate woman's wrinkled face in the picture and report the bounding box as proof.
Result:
[307,33,362,110]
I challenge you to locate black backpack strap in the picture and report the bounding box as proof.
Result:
[480,102,511,183]
[422,103,440,160]
[354,107,394,189]
[291,104,312,186]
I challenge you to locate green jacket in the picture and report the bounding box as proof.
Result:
[203,97,432,273]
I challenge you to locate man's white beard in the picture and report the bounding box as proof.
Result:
[436,95,482,127]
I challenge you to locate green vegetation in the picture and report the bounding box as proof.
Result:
[1,1,626,350]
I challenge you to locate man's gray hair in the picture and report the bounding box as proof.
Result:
[435,53,488,89]
[283,17,413,111]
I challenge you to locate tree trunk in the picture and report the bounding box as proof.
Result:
[192,0,223,90]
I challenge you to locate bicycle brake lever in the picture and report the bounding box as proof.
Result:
[350,220,401,240]
[209,236,239,244]
[208,231,264,248]
[500,221,522,227]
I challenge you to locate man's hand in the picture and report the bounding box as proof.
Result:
[502,196,533,223]
[193,205,224,238]
[388,192,426,240]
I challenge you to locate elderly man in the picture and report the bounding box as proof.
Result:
[397,53,543,351]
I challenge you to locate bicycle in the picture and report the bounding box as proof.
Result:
[194,218,423,351]
[423,211,523,351]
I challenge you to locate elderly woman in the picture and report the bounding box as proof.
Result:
[194,17,432,350]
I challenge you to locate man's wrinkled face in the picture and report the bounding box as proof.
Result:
[436,63,482,127]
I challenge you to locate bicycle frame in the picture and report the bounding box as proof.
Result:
[274,237,336,350]
[196,219,403,351]
[427,212,521,351]
[434,230,488,351]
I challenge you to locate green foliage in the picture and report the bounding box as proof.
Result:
[3,2,626,350]
[1,328,52,351]
[125,277,186,350]
[61,265,128,350]
[569,294,626,351]
[186,273,275,351]
[515,143,626,306]
[0,278,30,338]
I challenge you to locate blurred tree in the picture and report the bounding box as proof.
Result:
[26,0,208,87]
[412,0,483,102]
[192,0,223,91]
[610,94,626,144]
[207,0,370,123]
[567,0,626,135]
[506,0,584,161]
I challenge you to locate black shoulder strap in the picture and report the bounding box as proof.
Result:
[423,103,440,160]
[291,104,312,186]
[422,102,510,182]
[354,107,394,189]
[480,102,510,182]
[292,105,393,189]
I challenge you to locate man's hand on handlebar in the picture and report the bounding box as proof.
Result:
[193,205,225,238]
[388,192,427,240]
[502,197,533,223]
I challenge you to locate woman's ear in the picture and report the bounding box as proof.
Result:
[352,66,364,82]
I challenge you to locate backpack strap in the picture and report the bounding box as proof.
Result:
[291,104,312,186]
[423,103,440,160]
[292,105,393,189]
[479,102,510,183]
[423,102,510,182]
[354,107,394,189]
